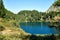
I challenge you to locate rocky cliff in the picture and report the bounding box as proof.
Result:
[46,0,60,13]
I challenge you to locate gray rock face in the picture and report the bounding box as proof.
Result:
[46,6,60,13]
[46,0,60,13]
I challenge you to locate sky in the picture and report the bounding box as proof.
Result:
[3,0,55,14]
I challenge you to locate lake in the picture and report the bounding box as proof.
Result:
[20,22,58,34]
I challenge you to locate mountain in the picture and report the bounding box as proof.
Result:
[18,10,44,22]
[46,0,60,13]
[0,0,60,40]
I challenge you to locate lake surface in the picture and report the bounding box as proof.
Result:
[20,22,58,34]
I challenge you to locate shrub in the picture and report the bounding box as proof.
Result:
[0,26,5,31]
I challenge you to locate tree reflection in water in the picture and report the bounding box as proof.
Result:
[25,34,56,40]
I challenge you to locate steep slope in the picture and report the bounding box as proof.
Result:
[0,0,6,18]
[46,0,60,13]
[0,0,29,40]
[0,0,16,20]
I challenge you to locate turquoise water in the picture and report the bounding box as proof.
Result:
[20,22,57,34]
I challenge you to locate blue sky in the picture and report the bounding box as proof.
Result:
[3,0,55,14]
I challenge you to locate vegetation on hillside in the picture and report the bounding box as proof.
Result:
[53,0,60,6]
[0,0,60,40]
[18,10,42,22]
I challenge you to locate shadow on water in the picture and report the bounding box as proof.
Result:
[25,34,56,40]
